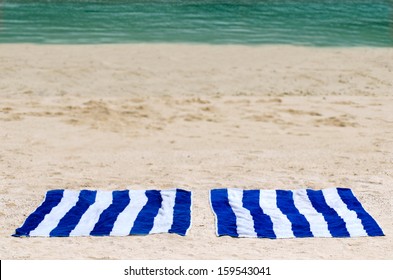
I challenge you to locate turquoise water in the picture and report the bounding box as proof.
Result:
[0,0,392,46]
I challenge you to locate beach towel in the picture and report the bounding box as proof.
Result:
[210,188,384,238]
[14,189,192,237]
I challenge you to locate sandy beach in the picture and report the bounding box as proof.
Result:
[0,44,392,259]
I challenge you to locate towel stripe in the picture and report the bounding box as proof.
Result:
[210,188,383,239]
[276,190,313,238]
[228,188,257,237]
[109,190,148,236]
[50,190,97,237]
[243,190,275,238]
[130,190,163,235]
[306,190,350,237]
[90,190,131,236]
[210,189,238,237]
[149,190,176,234]
[259,190,294,238]
[322,188,367,237]
[169,189,192,236]
[337,188,384,236]
[69,191,114,236]
[292,189,331,237]
[29,190,80,237]
[13,190,64,237]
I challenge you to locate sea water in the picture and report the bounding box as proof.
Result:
[0,0,392,46]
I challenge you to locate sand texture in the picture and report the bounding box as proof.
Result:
[0,44,392,259]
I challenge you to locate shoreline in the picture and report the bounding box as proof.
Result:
[1,42,393,47]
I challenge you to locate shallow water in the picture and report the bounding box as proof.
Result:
[0,0,392,46]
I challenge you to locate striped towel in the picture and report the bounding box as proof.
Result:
[210,188,384,238]
[14,189,192,237]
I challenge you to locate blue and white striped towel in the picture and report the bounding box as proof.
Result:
[210,188,384,238]
[14,189,192,237]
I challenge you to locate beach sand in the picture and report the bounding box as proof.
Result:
[0,44,392,259]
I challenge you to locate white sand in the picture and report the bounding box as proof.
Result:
[0,44,392,259]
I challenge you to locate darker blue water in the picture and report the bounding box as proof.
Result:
[0,0,392,46]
